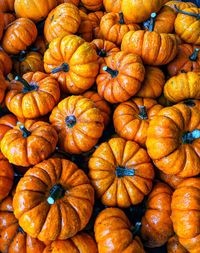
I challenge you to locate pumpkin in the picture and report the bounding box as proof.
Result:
[13,157,94,241]
[1,120,58,167]
[175,7,200,45]
[44,3,81,43]
[97,51,145,103]
[121,0,168,23]
[83,91,111,126]
[0,114,17,142]
[2,13,16,29]
[171,178,200,253]
[2,18,38,55]
[80,0,103,11]
[0,12,4,40]
[94,207,145,253]
[5,72,60,119]
[103,0,122,13]
[113,98,163,146]
[165,1,196,11]
[44,35,99,94]
[141,182,174,248]
[0,48,12,76]
[136,66,165,98]
[14,0,57,23]
[43,233,98,253]
[0,0,14,12]
[33,36,48,55]
[164,72,200,103]
[100,12,140,46]
[88,11,104,39]
[167,235,188,253]
[0,73,8,104]
[159,171,184,189]
[90,39,120,64]
[88,137,155,207]
[146,103,200,178]
[77,10,93,42]
[57,0,80,5]
[167,44,200,76]
[0,196,45,253]
[49,95,104,154]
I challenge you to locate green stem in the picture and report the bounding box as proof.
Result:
[97,49,107,57]
[119,12,125,24]
[189,48,200,61]
[51,63,69,74]
[66,115,77,128]
[19,124,31,138]
[149,12,157,32]
[103,66,119,78]
[47,184,65,205]
[116,166,135,177]
[15,76,35,92]
[18,226,25,234]
[182,129,200,144]
[174,5,200,19]
[138,106,148,120]
[131,222,142,236]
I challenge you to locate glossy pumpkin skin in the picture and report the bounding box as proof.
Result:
[44,3,81,43]
[159,171,184,189]
[0,196,45,253]
[146,103,200,178]
[171,178,200,253]
[33,36,48,55]
[100,12,140,46]
[6,71,60,119]
[141,182,174,248]
[81,0,103,11]
[14,0,57,22]
[0,114,17,142]
[97,51,145,103]
[57,0,80,5]
[95,207,145,253]
[103,0,122,13]
[165,1,196,12]
[44,35,99,94]
[89,137,155,207]
[113,98,163,146]
[167,235,188,253]
[2,18,38,55]
[2,13,16,29]
[167,44,200,77]
[0,0,15,12]
[0,48,12,76]
[121,30,178,65]
[0,74,8,104]
[164,72,200,103]
[175,7,200,45]
[0,12,4,40]
[88,11,104,39]
[77,10,93,42]
[13,158,95,241]
[43,233,98,253]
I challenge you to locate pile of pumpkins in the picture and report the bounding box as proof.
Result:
[0,0,200,252]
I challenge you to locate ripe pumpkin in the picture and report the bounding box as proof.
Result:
[44,3,81,43]
[43,233,98,253]
[50,95,104,154]
[146,103,200,178]
[44,35,99,94]
[0,0,15,12]
[2,13,16,29]
[89,137,155,207]
[0,196,45,253]
[2,18,38,55]
[88,11,104,39]
[164,72,200,103]
[5,72,60,119]
[113,98,163,146]
[167,44,200,76]
[165,1,196,11]
[80,0,103,11]
[13,158,94,241]
[171,178,200,253]
[103,0,122,13]
[94,207,145,253]
[141,182,174,248]
[0,114,17,142]
[33,36,48,55]
[14,0,57,23]
[159,171,184,189]
[0,48,12,76]
[77,10,93,42]
[0,13,4,41]
[0,73,8,105]
[167,235,188,253]
[97,51,145,103]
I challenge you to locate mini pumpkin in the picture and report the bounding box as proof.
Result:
[0,13,4,41]
[167,235,188,253]
[0,48,12,76]
[0,0,15,12]
[159,171,185,189]
[57,0,80,5]
[13,158,94,241]
[49,95,104,154]
[0,73,8,104]
[2,13,16,29]
[88,11,104,39]
[77,10,93,42]
[0,114,17,142]
[103,0,122,13]
[33,36,48,55]
[80,0,103,11]
[165,1,196,11]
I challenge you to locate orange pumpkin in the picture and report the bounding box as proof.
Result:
[0,74,8,104]
[165,1,196,11]
[159,171,185,189]
[13,158,95,241]
[88,11,104,39]
[80,0,103,11]
[33,36,48,55]
[44,35,99,94]
[0,0,15,12]
[0,114,17,142]
[0,12,4,41]
[97,51,145,103]
[2,13,16,29]
[103,0,122,13]
[56,0,80,5]
[49,95,104,154]
[0,48,12,76]
[167,235,188,253]
[77,10,93,42]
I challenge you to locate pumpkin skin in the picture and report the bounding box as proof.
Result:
[175,7,200,45]
[97,51,145,103]
[2,13,16,29]
[14,0,57,23]
[164,72,200,103]
[33,36,48,55]
[136,66,165,98]
[165,1,196,12]
[141,182,174,248]
[0,12,4,40]
[43,233,98,253]
[94,207,145,253]
[159,171,184,189]
[0,74,8,104]
[77,10,93,42]
[113,98,163,146]
[103,0,122,13]
[146,103,200,178]
[44,35,99,94]
[171,178,200,253]
[2,18,38,55]
[0,48,12,76]
[0,196,45,253]
[50,95,104,154]
[100,12,140,46]
[121,30,178,65]
[167,44,200,77]
[44,3,81,43]
[5,71,60,119]
[0,114,17,142]
[0,0,14,12]
[57,0,80,5]
[88,137,155,207]
[167,235,188,253]
[13,158,95,241]
[81,0,103,11]
[88,11,104,39]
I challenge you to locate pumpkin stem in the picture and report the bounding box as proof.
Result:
[66,115,77,128]
[119,12,125,24]
[47,184,65,205]
[97,49,107,58]
[138,106,148,120]
[18,123,31,138]
[116,166,135,177]
[174,5,200,19]
[103,66,119,78]
[183,99,196,107]
[18,226,25,234]
[148,12,157,32]
[182,129,200,144]
[189,48,200,61]
[15,76,36,92]
[131,222,142,236]
[51,63,69,74]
